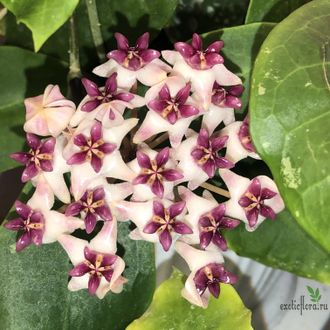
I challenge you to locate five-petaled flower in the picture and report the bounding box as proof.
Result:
[238,178,277,228]
[133,147,183,198]
[67,121,116,173]
[174,33,224,70]
[11,133,55,182]
[143,200,192,251]
[211,82,244,109]
[198,204,240,251]
[65,187,112,234]
[238,117,256,153]
[148,83,199,124]
[191,128,234,178]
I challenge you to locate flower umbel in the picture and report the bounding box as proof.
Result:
[143,200,192,251]
[11,134,55,182]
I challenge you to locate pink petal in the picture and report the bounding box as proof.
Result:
[91,155,102,173]
[169,201,186,218]
[93,187,105,200]
[199,231,213,249]
[206,40,224,53]
[114,32,129,50]
[260,205,276,219]
[4,218,25,231]
[153,200,165,218]
[162,169,184,181]
[246,208,259,228]
[249,178,261,197]
[16,232,32,252]
[96,205,112,221]
[133,174,150,185]
[215,157,234,169]
[81,78,100,97]
[105,73,118,94]
[159,84,171,101]
[65,202,83,216]
[224,95,242,109]
[69,262,90,276]
[22,163,39,182]
[74,134,87,147]
[82,99,101,112]
[175,83,191,104]
[211,204,226,220]
[174,42,194,58]
[139,49,160,63]
[15,201,32,219]
[85,212,97,234]
[205,53,223,67]
[220,217,241,229]
[197,129,210,148]
[108,50,127,64]
[211,136,228,151]
[167,110,178,124]
[202,160,216,178]
[159,229,172,251]
[156,147,169,167]
[261,188,277,200]
[143,221,160,234]
[40,160,53,172]
[26,133,41,150]
[151,179,164,198]
[88,274,101,295]
[191,33,202,50]
[98,142,116,154]
[179,104,199,118]
[208,282,220,298]
[40,137,56,153]
[136,32,149,49]
[212,232,227,251]
[136,150,151,169]
[90,121,102,143]
[148,99,167,113]
[10,152,30,164]
[172,221,192,234]
[67,152,87,165]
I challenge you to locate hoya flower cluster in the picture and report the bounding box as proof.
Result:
[5,32,284,306]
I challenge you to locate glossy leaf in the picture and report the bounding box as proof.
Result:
[250,0,330,253]
[202,22,275,114]
[0,221,155,329]
[245,0,310,24]
[0,46,68,172]
[1,0,79,51]
[127,268,252,330]
[225,210,330,284]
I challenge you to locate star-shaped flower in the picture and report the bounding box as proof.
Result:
[70,73,144,128]
[220,169,285,230]
[219,117,259,164]
[133,76,201,147]
[202,82,244,134]
[114,199,191,251]
[129,146,183,200]
[175,241,236,308]
[4,180,83,251]
[162,34,241,108]
[58,220,126,298]
[93,32,170,89]
[24,84,75,137]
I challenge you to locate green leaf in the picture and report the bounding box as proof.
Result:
[315,288,320,297]
[0,221,155,329]
[201,22,275,115]
[0,46,68,172]
[225,210,330,284]
[307,286,315,295]
[249,0,330,253]
[1,0,79,51]
[245,0,310,24]
[127,269,252,330]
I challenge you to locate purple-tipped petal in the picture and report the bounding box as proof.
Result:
[260,205,276,220]
[30,228,43,246]
[172,221,192,234]
[208,282,220,298]
[136,150,151,169]
[219,270,238,284]
[16,232,32,252]
[156,147,169,167]
[199,215,212,227]
[204,53,223,67]
[211,204,226,220]
[74,134,88,147]
[102,269,114,282]
[206,40,224,53]
[102,254,117,266]
[167,110,178,124]
[67,152,87,165]
[191,33,202,50]
[4,218,25,231]
[93,187,105,201]
[98,142,116,154]
[261,188,277,200]
[228,85,244,96]
[26,133,41,150]
[211,136,228,151]
[84,247,97,264]
[40,137,56,153]
[65,202,83,216]
[82,99,101,112]
[159,229,172,251]
[175,84,191,104]
[143,221,160,234]
[153,200,165,218]
[215,157,234,169]
[114,32,129,50]
[10,152,30,165]
[40,160,53,172]
[88,274,101,295]
[21,163,39,182]
[96,205,112,222]
[220,217,241,229]
[85,212,97,234]
[202,160,216,178]
[249,178,261,197]
[246,208,259,228]
[81,78,101,97]
[69,262,90,277]
[133,174,150,185]
[136,32,149,50]
[162,169,184,181]
[212,232,228,251]
[179,104,199,118]
[107,50,127,64]
[169,201,186,218]
[115,92,134,102]
[174,42,194,58]
[199,231,213,249]
[224,95,242,109]
[139,49,160,63]
[128,56,141,71]
[151,179,164,198]
[191,148,204,161]
[238,196,252,208]
[105,72,118,94]
[90,122,102,143]
[15,201,32,219]
[197,129,210,148]
[91,155,102,173]
[159,84,171,101]
[148,99,168,113]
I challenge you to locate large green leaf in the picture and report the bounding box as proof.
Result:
[0,221,155,329]
[1,0,79,51]
[245,0,310,24]
[202,22,275,115]
[0,46,68,172]
[249,0,330,253]
[127,269,252,330]
[225,210,330,284]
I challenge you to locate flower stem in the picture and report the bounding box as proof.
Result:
[68,15,81,81]
[149,133,169,149]
[201,182,230,198]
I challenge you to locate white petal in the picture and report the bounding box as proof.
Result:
[202,104,235,134]
[137,59,170,86]
[28,178,54,211]
[92,59,117,78]
[161,50,179,65]
[89,220,117,254]
[214,64,242,86]
[58,234,88,265]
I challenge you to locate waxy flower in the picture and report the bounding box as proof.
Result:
[220,169,284,230]
[202,83,244,134]
[131,147,183,199]
[66,187,112,234]
[59,220,127,298]
[70,73,144,128]
[219,118,259,164]
[11,133,55,183]
[24,84,75,137]
[5,180,83,251]
[114,199,190,251]
[143,200,192,251]
[134,76,201,147]
[67,121,116,173]
[93,33,170,89]
[175,241,236,308]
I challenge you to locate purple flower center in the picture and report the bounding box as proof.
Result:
[191,128,234,178]
[10,134,55,182]
[238,178,277,228]
[194,263,237,298]
[65,187,112,234]
[211,82,244,109]
[174,33,224,70]
[4,201,45,252]
[133,147,183,198]
[238,117,256,152]
[81,73,134,115]
[69,246,117,295]
[67,122,116,173]
[143,201,192,251]
[107,32,160,71]
[198,204,240,251]
[148,83,199,124]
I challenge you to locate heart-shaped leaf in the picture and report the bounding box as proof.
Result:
[127,268,252,330]
[250,0,330,253]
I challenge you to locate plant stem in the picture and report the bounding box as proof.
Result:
[149,133,169,149]
[201,182,230,198]
[68,15,81,81]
